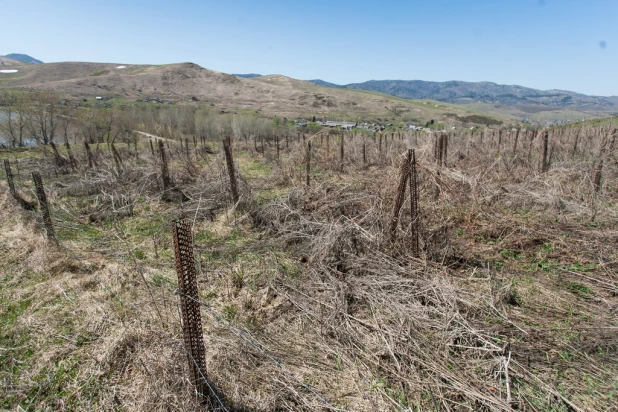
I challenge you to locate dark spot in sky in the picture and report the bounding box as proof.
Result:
[538,0,546,6]
[599,41,607,49]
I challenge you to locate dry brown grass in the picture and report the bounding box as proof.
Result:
[1,122,617,411]
[0,61,494,122]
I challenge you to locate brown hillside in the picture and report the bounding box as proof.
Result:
[0,56,23,66]
[0,61,503,123]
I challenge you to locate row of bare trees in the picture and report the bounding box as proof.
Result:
[0,90,64,146]
[1,90,300,149]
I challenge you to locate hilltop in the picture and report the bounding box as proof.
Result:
[3,54,43,65]
[0,61,501,125]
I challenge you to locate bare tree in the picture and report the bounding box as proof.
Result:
[58,108,73,144]
[76,107,106,144]
[0,90,29,147]
[106,108,136,145]
[26,90,61,145]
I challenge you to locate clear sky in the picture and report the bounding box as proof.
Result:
[3,0,616,95]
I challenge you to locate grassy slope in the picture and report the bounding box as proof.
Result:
[1,127,618,410]
[0,62,511,125]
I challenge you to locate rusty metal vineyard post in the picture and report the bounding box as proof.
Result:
[390,153,410,242]
[433,134,447,200]
[158,140,172,190]
[111,143,123,172]
[362,140,367,167]
[4,159,16,196]
[84,142,96,168]
[541,130,549,173]
[222,137,239,204]
[32,171,56,240]
[50,142,67,168]
[571,129,580,157]
[442,133,448,165]
[326,133,330,161]
[593,128,617,193]
[339,131,344,166]
[172,220,212,407]
[434,133,447,167]
[408,149,420,257]
[65,140,78,170]
[512,129,520,156]
[306,141,311,187]
[4,159,35,210]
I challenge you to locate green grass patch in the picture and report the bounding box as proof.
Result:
[55,219,104,243]
[239,158,273,179]
[194,229,217,243]
[565,262,597,272]
[566,282,593,299]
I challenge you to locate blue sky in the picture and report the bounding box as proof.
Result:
[3,0,616,95]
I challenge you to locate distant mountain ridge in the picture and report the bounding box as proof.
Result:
[233,73,261,78]
[3,54,43,64]
[307,79,618,113]
[308,79,342,88]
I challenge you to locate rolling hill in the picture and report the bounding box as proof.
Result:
[0,56,23,66]
[0,61,502,125]
[308,79,618,119]
[3,53,43,64]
